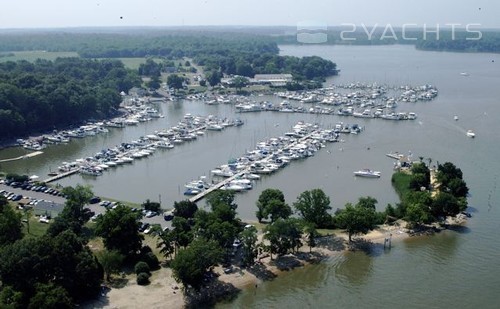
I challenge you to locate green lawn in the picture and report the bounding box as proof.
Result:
[391,172,412,199]
[0,51,79,62]
[22,216,50,238]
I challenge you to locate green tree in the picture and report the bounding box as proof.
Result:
[207,190,237,210]
[356,196,378,210]
[157,230,175,260]
[0,285,24,309]
[205,70,222,87]
[235,60,254,77]
[436,162,463,185]
[405,203,431,228]
[142,199,162,213]
[170,238,222,291]
[304,223,319,253]
[47,184,93,237]
[447,178,469,198]
[232,76,249,90]
[173,200,198,219]
[264,218,302,259]
[138,58,161,77]
[335,202,376,242]
[96,250,125,281]
[293,189,332,228]
[167,74,184,90]
[239,225,258,265]
[431,192,464,217]
[256,188,286,223]
[266,199,292,223]
[171,216,193,249]
[146,76,161,90]
[28,283,72,309]
[50,231,103,301]
[94,205,144,256]
[0,201,23,246]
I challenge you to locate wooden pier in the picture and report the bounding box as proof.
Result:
[0,151,44,163]
[43,169,79,183]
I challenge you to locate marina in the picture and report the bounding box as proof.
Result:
[188,121,344,202]
[0,44,498,309]
[40,113,244,182]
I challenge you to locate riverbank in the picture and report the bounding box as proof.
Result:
[86,223,411,309]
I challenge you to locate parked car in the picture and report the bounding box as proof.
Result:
[89,196,101,204]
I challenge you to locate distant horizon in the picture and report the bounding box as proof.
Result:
[1,1,498,29]
[1,25,500,32]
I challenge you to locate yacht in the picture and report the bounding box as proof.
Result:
[354,169,381,178]
[466,130,476,138]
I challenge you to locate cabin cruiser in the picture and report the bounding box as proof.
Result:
[354,169,381,178]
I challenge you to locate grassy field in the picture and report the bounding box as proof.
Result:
[0,52,150,71]
[391,172,412,200]
[0,51,79,62]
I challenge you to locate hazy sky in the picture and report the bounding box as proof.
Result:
[1,0,498,29]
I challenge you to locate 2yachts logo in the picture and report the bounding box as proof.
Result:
[296,21,483,43]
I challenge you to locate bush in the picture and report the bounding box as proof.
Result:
[134,261,150,275]
[143,252,160,270]
[136,272,150,285]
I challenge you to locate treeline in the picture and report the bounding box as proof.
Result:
[276,28,500,53]
[0,58,140,139]
[0,31,338,81]
[197,53,337,80]
[415,31,500,53]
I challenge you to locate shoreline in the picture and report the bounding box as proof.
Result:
[88,223,413,309]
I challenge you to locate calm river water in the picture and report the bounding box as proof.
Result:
[1,45,500,308]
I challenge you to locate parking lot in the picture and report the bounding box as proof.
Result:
[1,183,171,230]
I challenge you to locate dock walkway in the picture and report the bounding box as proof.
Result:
[43,169,79,183]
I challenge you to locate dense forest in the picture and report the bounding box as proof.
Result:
[0,58,140,139]
[0,31,338,80]
[0,30,339,139]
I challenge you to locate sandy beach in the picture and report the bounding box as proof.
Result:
[84,223,410,309]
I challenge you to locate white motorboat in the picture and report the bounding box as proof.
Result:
[466,130,475,138]
[354,169,381,178]
[241,173,260,180]
[221,183,246,192]
[79,167,103,176]
[211,168,234,177]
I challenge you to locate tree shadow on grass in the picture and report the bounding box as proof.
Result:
[185,277,241,309]
[246,262,277,281]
